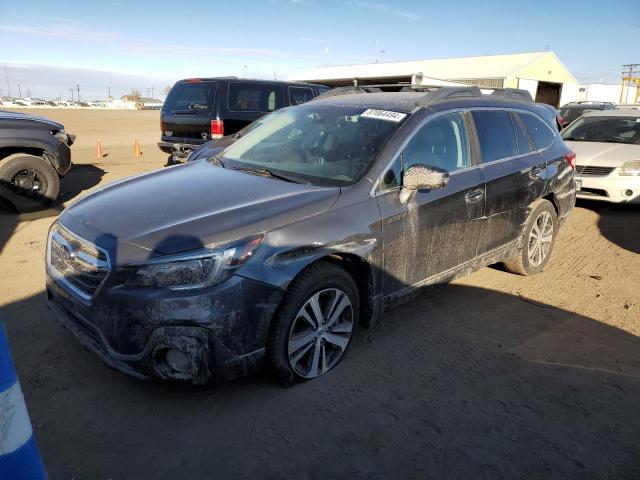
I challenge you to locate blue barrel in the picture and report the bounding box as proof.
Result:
[0,321,47,480]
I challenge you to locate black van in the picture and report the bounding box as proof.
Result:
[159,78,328,164]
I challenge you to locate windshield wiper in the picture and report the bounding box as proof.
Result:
[233,166,303,183]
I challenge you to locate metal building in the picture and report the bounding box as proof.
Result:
[289,51,579,107]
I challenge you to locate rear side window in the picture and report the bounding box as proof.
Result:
[289,87,314,106]
[472,110,518,163]
[163,81,216,117]
[228,82,282,112]
[510,113,533,155]
[519,112,555,150]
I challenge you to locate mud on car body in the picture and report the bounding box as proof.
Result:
[46,87,575,385]
[0,110,74,211]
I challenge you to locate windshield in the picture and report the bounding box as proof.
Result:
[562,116,640,144]
[221,104,407,186]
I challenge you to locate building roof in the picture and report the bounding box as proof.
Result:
[289,51,565,83]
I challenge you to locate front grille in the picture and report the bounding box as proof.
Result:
[47,223,110,301]
[575,165,615,176]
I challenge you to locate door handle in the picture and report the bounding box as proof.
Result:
[529,166,544,178]
[465,189,484,202]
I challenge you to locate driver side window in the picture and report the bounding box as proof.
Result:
[379,112,470,191]
[404,112,470,172]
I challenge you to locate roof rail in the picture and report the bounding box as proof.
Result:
[489,88,534,102]
[416,86,483,105]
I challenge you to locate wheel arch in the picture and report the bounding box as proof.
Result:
[278,252,379,330]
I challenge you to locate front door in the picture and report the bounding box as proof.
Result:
[376,111,485,297]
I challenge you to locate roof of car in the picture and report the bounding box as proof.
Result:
[306,91,553,116]
[561,102,614,109]
[176,77,326,87]
[581,109,640,118]
[307,92,425,113]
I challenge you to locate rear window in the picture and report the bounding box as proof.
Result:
[289,86,315,106]
[472,110,518,163]
[518,112,555,150]
[559,107,592,124]
[164,81,216,117]
[228,82,282,112]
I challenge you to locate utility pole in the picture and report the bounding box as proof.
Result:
[17,84,21,98]
[151,86,154,98]
[70,88,74,102]
[76,84,81,102]
[620,64,640,104]
[107,86,111,99]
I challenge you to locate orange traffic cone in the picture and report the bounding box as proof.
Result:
[95,139,104,159]
[134,139,143,158]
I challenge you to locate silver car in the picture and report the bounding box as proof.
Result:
[562,110,640,203]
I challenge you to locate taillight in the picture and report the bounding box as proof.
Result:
[565,150,576,170]
[211,119,224,139]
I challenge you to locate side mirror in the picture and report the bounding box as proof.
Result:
[399,165,449,204]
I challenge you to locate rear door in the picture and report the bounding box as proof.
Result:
[474,109,547,254]
[161,80,217,143]
[223,82,286,135]
[377,111,485,297]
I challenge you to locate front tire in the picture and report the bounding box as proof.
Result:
[267,261,359,386]
[503,199,558,276]
[0,154,60,212]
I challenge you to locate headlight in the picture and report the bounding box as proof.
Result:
[115,234,264,290]
[620,161,640,176]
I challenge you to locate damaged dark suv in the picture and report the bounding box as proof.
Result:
[46,87,575,385]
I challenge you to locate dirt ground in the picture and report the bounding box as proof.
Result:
[1,109,639,479]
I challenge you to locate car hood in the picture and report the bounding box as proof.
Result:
[61,161,339,264]
[564,141,640,167]
[0,109,64,130]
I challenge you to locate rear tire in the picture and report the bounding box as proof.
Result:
[267,261,359,387]
[0,154,60,212]
[503,199,557,276]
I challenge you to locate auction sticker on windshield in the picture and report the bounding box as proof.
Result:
[361,109,407,122]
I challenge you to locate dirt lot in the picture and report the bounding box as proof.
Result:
[1,109,639,479]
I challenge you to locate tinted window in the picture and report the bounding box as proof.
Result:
[163,81,216,117]
[519,112,555,149]
[380,156,403,190]
[403,112,470,173]
[289,87,315,106]
[228,83,282,112]
[511,113,533,154]
[472,110,518,162]
[562,116,640,145]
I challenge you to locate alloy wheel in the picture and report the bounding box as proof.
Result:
[527,211,554,267]
[287,288,354,379]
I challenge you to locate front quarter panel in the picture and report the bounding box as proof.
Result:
[238,181,384,297]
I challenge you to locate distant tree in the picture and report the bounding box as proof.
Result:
[163,84,173,96]
[129,88,142,100]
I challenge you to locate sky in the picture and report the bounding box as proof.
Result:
[0,0,638,100]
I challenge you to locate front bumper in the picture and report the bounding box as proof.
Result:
[46,273,284,384]
[576,173,640,203]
